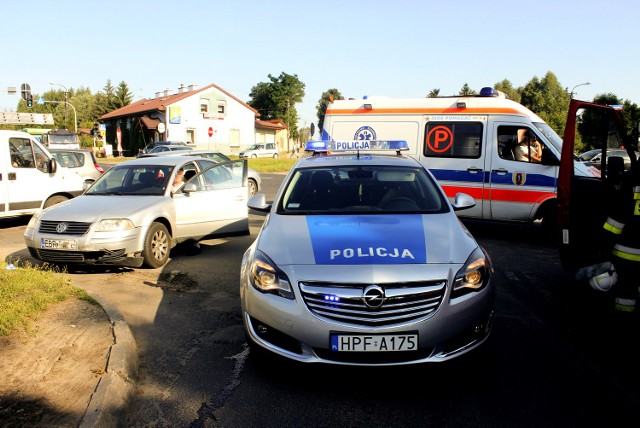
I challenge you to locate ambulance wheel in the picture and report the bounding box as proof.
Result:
[142,222,170,268]
[43,195,69,208]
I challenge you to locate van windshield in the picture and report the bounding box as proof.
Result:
[533,122,562,151]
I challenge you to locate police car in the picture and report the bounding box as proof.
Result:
[241,140,494,365]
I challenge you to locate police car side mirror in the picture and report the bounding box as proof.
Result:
[183,182,197,193]
[248,193,271,213]
[452,193,476,211]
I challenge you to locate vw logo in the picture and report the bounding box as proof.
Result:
[56,223,68,234]
[362,285,385,308]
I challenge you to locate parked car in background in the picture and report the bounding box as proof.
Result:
[139,149,261,196]
[138,144,193,158]
[239,142,279,158]
[138,141,189,156]
[578,148,638,171]
[49,148,104,185]
[24,156,250,269]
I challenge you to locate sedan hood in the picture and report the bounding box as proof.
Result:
[39,195,169,224]
[257,213,478,266]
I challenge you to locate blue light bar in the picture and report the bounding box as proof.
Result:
[304,140,409,153]
[479,87,498,97]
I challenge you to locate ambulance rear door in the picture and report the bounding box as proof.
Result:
[326,118,421,157]
[419,115,489,220]
[488,120,559,222]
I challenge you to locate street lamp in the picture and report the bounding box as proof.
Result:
[45,100,77,134]
[570,82,591,99]
[49,82,68,127]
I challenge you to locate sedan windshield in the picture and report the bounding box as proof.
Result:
[278,166,449,214]
[86,165,175,196]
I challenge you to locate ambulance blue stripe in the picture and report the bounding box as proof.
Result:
[430,169,556,187]
[306,215,427,265]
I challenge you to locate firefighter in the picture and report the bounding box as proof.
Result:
[596,155,640,313]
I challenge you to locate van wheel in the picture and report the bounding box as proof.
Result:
[251,154,258,158]
[273,153,279,158]
[43,195,69,208]
[142,222,170,268]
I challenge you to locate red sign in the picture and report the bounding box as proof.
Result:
[208,127,213,137]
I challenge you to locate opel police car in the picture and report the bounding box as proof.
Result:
[240,140,494,365]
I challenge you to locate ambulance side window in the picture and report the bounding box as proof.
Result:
[423,122,483,158]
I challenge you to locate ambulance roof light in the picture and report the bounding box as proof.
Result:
[480,87,498,97]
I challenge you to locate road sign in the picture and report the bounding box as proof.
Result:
[208,127,213,137]
[37,97,45,105]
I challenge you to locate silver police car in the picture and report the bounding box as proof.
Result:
[241,140,494,365]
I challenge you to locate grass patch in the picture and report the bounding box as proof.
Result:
[0,261,92,337]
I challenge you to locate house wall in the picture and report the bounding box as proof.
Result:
[163,87,256,154]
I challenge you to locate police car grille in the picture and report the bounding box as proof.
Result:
[299,281,446,327]
[39,221,92,235]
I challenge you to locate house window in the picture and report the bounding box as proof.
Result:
[217,101,226,115]
[200,102,208,113]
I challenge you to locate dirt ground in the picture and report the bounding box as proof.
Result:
[0,297,113,427]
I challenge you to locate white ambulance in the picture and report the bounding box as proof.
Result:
[320,88,598,229]
[1,130,85,219]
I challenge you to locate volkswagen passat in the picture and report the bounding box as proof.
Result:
[240,140,494,366]
[25,156,250,268]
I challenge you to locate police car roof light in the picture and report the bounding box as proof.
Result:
[304,140,409,154]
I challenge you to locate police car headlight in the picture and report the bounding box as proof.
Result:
[452,247,491,298]
[248,250,294,299]
[95,219,135,232]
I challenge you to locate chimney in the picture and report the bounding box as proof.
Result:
[188,84,198,92]
[164,88,173,97]
[178,83,187,93]
[155,92,162,98]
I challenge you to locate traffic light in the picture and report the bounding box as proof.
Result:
[20,83,31,101]
[26,94,33,108]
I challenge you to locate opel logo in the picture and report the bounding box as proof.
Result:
[362,285,385,309]
[56,223,68,234]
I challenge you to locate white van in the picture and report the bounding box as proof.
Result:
[1,130,85,219]
[320,88,597,228]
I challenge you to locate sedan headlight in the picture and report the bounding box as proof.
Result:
[95,219,135,232]
[24,212,43,238]
[452,247,491,298]
[247,250,294,299]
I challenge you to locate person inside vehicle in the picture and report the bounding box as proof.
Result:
[515,130,543,163]
[172,169,185,194]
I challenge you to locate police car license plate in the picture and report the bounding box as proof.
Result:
[41,238,77,250]
[331,333,418,352]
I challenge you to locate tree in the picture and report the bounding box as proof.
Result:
[458,83,477,96]
[493,79,521,102]
[427,88,440,98]
[114,81,134,109]
[316,88,343,133]
[248,72,306,141]
[520,71,569,136]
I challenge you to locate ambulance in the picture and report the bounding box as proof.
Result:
[320,87,598,229]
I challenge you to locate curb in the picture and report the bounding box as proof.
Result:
[79,289,139,427]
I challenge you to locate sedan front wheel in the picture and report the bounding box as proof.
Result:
[143,222,170,268]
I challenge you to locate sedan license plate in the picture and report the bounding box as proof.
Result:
[41,238,78,250]
[331,333,418,352]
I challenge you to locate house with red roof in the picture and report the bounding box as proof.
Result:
[99,83,286,156]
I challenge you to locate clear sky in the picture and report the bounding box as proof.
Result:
[1,0,639,129]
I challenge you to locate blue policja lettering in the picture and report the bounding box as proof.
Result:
[330,247,415,260]
[335,141,371,150]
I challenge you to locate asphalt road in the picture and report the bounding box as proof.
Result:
[2,173,640,426]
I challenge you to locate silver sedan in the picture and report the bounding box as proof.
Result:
[24,156,250,268]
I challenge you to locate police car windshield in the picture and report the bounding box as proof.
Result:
[278,166,449,214]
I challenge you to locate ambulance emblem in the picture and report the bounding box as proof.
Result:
[354,126,376,141]
[512,172,526,186]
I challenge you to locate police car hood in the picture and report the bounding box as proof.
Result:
[258,213,478,266]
